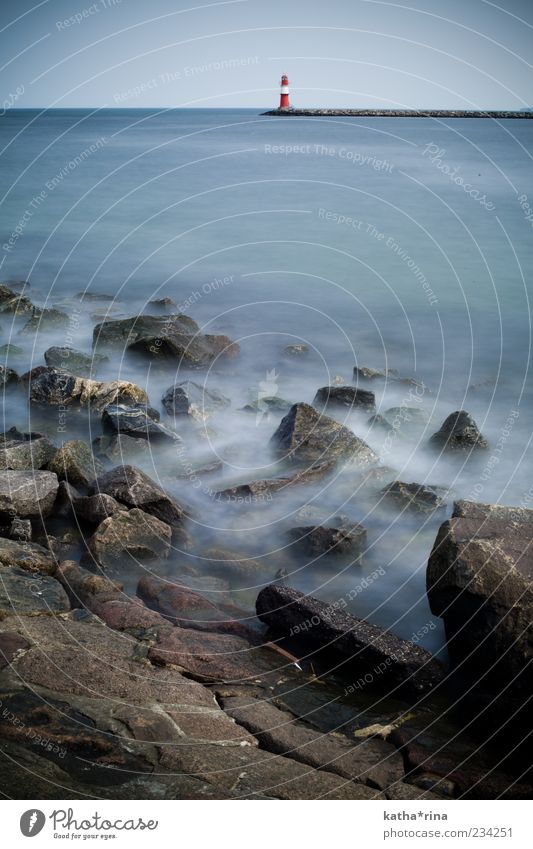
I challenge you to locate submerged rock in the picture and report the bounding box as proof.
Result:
[314,385,376,413]
[162,380,230,420]
[0,283,34,315]
[287,523,367,559]
[83,508,171,571]
[0,428,56,471]
[353,366,398,382]
[271,402,378,468]
[26,367,148,412]
[427,500,532,695]
[44,346,108,377]
[256,584,445,696]
[146,297,177,313]
[241,396,291,415]
[102,403,180,444]
[47,440,105,489]
[283,344,308,357]
[380,481,448,514]
[0,470,59,519]
[19,308,69,334]
[429,410,488,452]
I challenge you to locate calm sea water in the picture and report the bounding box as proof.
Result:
[1,108,532,654]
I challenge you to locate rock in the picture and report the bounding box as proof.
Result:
[73,493,127,525]
[44,346,108,377]
[287,523,367,559]
[93,433,151,462]
[93,313,199,349]
[83,508,172,571]
[47,440,105,488]
[0,538,56,574]
[162,380,231,420]
[19,308,69,334]
[241,397,291,415]
[0,365,18,387]
[146,297,177,313]
[0,344,24,360]
[53,480,82,518]
[427,501,533,694]
[411,773,456,798]
[76,291,115,302]
[89,465,190,531]
[270,403,378,468]
[27,367,148,412]
[353,366,398,381]
[102,403,181,444]
[379,481,448,514]
[384,406,429,426]
[283,344,308,357]
[0,470,59,519]
[0,284,34,314]
[0,516,32,541]
[429,410,488,451]
[0,566,69,616]
[314,385,376,413]
[201,548,268,582]
[0,428,56,470]
[215,462,334,503]
[219,694,404,789]
[256,584,445,696]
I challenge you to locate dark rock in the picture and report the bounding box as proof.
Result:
[73,493,127,525]
[0,537,56,574]
[44,346,108,377]
[0,428,56,470]
[102,403,181,444]
[353,366,398,382]
[89,465,190,530]
[0,470,59,519]
[0,284,34,314]
[241,396,291,415]
[288,523,367,559]
[380,481,448,514]
[162,380,230,420]
[82,508,171,571]
[93,313,199,349]
[271,402,378,468]
[0,566,69,615]
[0,365,18,387]
[1,516,32,541]
[314,385,376,413]
[47,440,105,488]
[283,344,308,357]
[128,332,239,367]
[19,308,69,334]
[53,480,82,518]
[256,584,445,696]
[427,502,532,694]
[27,367,149,412]
[429,410,488,451]
[215,462,335,503]
[146,297,177,313]
[0,632,30,670]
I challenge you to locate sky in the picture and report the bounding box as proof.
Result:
[1,0,532,109]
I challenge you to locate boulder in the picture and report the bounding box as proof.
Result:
[19,308,69,334]
[89,465,190,530]
[0,428,56,471]
[283,344,308,357]
[26,367,148,412]
[427,501,533,694]
[0,470,59,519]
[0,566,69,616]
[83,508,172,571]
[73,493,127,525]
[215,461,335,503]
[353,366,398,382]
[429,411,488,452]
[47,440,105,488]
[146,297,177,313]
[0,284,34,314]
[256,584,445,696]
[287,523,367,559]
[0,538,56,574]
[314,385,376,413]
[76,291,115,302]
[44,346,108,377]
[0,366,18,387]
[93,313,199,349]
[379,481,448,514]
[241,396,291,415]
[93,433,151,462]
[270,403,378,468]
[162,380,230,420]
[102,404,181,444]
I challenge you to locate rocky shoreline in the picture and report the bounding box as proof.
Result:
[0,281,531,799]
[262,108,533,119]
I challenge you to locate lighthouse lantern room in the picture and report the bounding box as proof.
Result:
[279,74,290,110]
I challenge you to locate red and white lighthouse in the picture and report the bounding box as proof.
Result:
[279,74,290,110]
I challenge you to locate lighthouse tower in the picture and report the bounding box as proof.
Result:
[279,74,290,110]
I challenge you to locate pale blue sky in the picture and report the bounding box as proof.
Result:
[1,0,532,109]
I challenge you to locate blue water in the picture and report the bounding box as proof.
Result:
[1,108,532,654]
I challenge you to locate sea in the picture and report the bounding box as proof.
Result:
[1,108,532,656]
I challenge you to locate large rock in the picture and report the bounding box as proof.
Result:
[256,584,445,696]
[0,538,56,574]
[73,493,127,525]
[47,440,105,488]
[83,508,171,571]
[44,346,108,377]
[89,465,190,530]
[19,308,69,335]
[0,428,56,471]
[270,403,378,468]
[0,566,69,616]
[0,283,33,314]
[379,481,448,514]
[102,404,180,445]
[430,411,488,452]
[0,470,58,519]
[93,313,199,349]
[313,385,376,413]
[427,501,533,694]
[162,380,230,420]
[26,367,148,412]
[287,523,367,559]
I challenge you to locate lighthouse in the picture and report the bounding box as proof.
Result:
[279,74,290,110]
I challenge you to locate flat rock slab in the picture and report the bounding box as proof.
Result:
[102,403,181,445]
[256,584,445,697]
[0,470,59,519]
[314,385,376,413]
[0,566,69,616]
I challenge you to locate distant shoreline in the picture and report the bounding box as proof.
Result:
[262,108,533,119]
